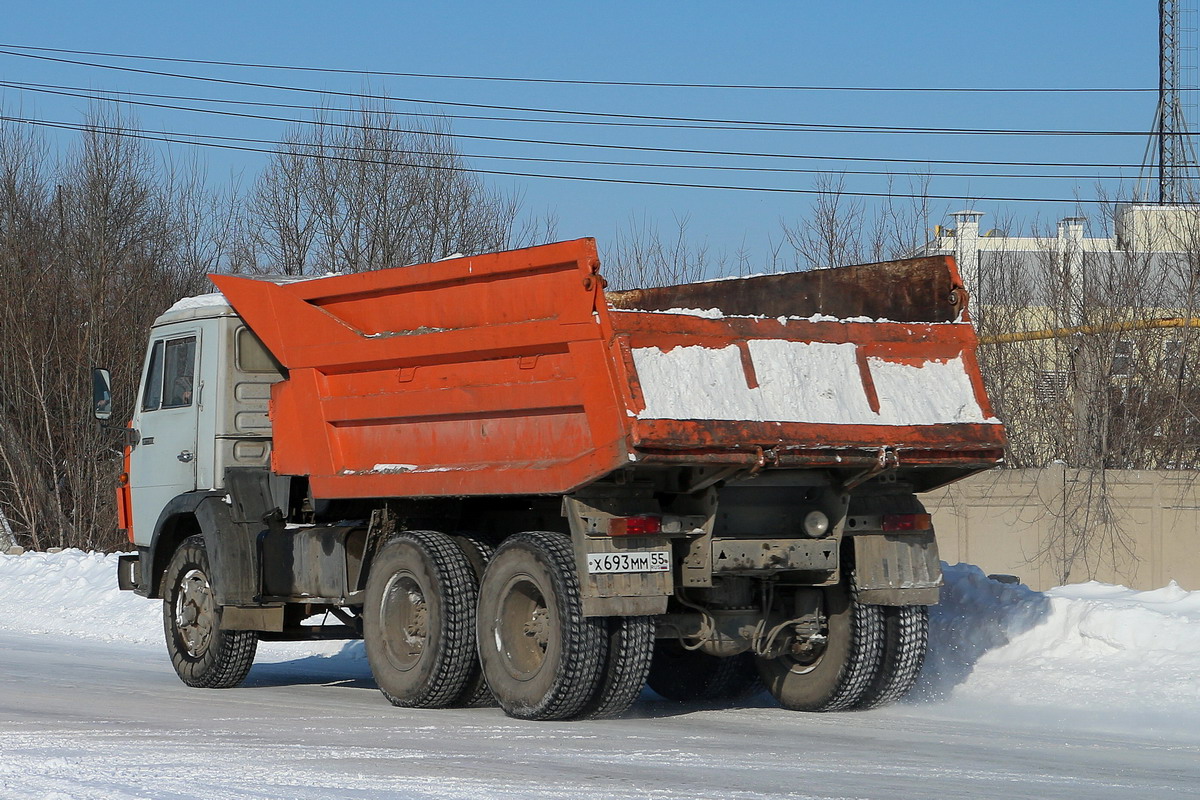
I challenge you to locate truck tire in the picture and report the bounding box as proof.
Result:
[162,534,258,689]
[754,577,884,712]
[578,615,655,719]
[449,532,498,708]
[476,531,607,721]
[648,643,760,702]
[364,531,477,709]
[853,604,929,710]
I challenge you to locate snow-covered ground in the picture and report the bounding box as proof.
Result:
[1,550,1197,799]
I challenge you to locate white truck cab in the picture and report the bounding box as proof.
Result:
[126,296,281,547]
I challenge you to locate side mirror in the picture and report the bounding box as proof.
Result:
[92,367,113,421]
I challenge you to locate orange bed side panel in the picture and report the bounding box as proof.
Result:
[211,239,637,499]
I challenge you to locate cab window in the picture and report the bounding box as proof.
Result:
[142,336,197,411]
[235,327,281,374]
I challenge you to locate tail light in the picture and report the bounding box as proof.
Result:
[608,516,662,536]
[881,513,932,531]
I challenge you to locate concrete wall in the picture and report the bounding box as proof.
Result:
[923,465,1200,591]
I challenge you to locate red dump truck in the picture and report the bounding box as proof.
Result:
[101,238,1004,720]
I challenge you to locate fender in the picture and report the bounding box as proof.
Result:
[138,490,223,598]
[139,469,282,606]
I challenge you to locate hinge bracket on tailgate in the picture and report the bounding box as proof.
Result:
[842,447,899,492]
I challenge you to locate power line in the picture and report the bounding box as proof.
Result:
[0,42,1159,93]
[0,110,1135,181]
[0,80,1158,170]
[0,113,1115,204]
[0,77,1167,162]
[0,78,961,135]
[0,48,1160,136]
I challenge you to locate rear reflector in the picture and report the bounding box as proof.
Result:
[881,513,933,532]
[608,516,662,536]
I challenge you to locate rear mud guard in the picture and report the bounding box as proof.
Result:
[852,531,941,605]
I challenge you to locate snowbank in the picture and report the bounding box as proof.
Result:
[921,563,1200,720]
[0,550,355,662]
[1,550,1197,718]
[0,550,161,645]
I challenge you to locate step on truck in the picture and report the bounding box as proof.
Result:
[101,238,1005,720]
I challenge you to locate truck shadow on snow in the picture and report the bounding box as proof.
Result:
[243,644,375,690]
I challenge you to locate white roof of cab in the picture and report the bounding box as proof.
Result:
[151,292,237,327]
[151,273,331,328]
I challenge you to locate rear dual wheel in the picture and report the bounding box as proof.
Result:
[476,532,654,720]
[853,604,928,710]
[754,577,928,712]
[754,578,884,712]
[363,531,478,708]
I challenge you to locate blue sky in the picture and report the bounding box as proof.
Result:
[0,1,1168,272]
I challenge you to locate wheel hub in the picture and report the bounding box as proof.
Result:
[381,573,428,670]
[174,568,215,658]
[496,576,551,680]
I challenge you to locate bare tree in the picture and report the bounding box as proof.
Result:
[779,173,938,270]
[0,111,213,551]
[235,105,539,275]
[602,213,719,289]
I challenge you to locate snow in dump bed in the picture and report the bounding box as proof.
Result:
[633,341,992,425]
[613,307,906,323]
[1,550,1198,722]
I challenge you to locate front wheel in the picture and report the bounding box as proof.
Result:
[754,577,883,712]
[162,534,258,688]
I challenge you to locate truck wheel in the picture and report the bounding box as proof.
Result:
[477,531,607,721]
[364,531,477,708]
[449,533,498,708]
[853,604,929,709]
[162,534,258,689]
[579,615,655,719]
[754,578,884,712]
[648,642,760,702]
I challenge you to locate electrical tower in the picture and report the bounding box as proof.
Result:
[1142,0,1200,203]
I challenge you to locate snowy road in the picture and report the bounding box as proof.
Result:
[1,631,1196,800]
[2,551,1199,799]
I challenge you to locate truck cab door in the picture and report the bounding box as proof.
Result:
[129,331,201,546]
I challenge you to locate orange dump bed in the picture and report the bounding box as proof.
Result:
[211,239,1005,500]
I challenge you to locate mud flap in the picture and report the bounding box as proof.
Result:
[563,494,674,617]
[852,532,941,605]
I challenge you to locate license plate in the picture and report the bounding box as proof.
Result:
[586,551,671,574]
